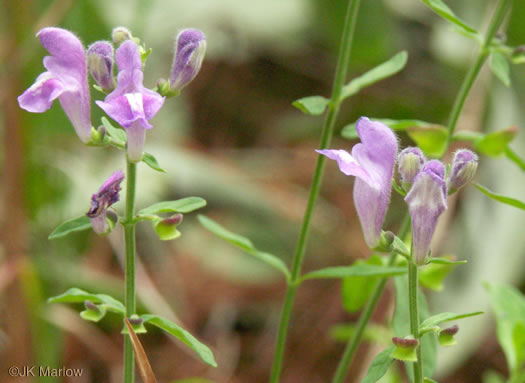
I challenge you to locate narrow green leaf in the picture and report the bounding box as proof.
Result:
[393,276,438,380]
[48,215,92,240]
[485,283,525,370]
[341,118,432,140]
[48,287,125,314]
[198,215,291,281]
[139,197,207,216]
[141,314,217,367]
[420,0,477,34]
[301,264,406,282]
[490,52,511,87]
[426,257,467,265]
[342,255,382,313]
[474,127,517,157]
[451,130,484,142]
[142,152,167,173]
[406,125,448,158]
[329,323,391,343]
[475,184,525,211]
[362,347,395,383]
[292,96,330,115]
[101,117,127,144]
[420,311,484,329]
[341,51,408,100]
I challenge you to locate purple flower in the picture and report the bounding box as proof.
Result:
[87,170,124,234]
[87,41,115,91]
[18,28,92,143]
[405,160,447,264]
[316,117,398,248]
[398,147,426,189]
[448,149,478,194]
[96,40,165,162]
[170,29,206,92]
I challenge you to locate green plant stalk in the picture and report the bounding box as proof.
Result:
[446,0,512,142]
[123,160,137,383]
[408,260,423,383]
[269,0,362,381]
[331,214,411,383]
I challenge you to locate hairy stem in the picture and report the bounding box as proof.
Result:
[269,0,362,381]
[446,0,512,142]
[408,260,423,383]
[123,160,137,383]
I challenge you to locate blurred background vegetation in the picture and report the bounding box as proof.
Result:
[1,0,525,382]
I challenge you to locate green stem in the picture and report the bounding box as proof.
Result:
[123,160,137,383]
[269,0,362,382]
[446,0,512,142]
[408,260,423,383]
[331,214,411,383]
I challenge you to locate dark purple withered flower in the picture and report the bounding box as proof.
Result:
[96,40,165,162]
[18,28,92,143]
[405,160,447,264]
[316,117,398,248]
[87,170,125,234]
[448,149,478,194]
[169,29,206,92]
[87,41,115,92]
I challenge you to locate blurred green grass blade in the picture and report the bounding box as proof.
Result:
[420,0,478,34]
[475,184,525,210]
[341,51,408,100]
[198,215,291,281]
[301,264,406,282]
[139,197,207,216]
[427,257,466,265]
[505,147,525,171]
[48,215,92,240]
[141,314,217,367]
[474,127,517,156]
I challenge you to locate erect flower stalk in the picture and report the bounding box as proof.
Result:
[269,0,363,382]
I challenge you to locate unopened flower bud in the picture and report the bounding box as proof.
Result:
[112,27,132,45]
[122,314,147,334]
[128,316,144,326]
[170,29,206,92]
[398,147,426,190]
[154,213,183,241]
[391,336,419,362]
[448,150,478,194]
[87,170,124,234]
[405,160,447,265]
[439,325,459,347]
[376,231,395,252]
[87,41,114,92]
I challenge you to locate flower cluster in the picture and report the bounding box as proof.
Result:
[18,26,206,234]
[18,26,206,162]
[317,118,478,264]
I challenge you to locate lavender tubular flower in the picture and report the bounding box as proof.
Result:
[405,160,447,264]
[448,149,478,194]
[87,170,125,234]
[96,40,165,162]
[169,29,206,92]
[316,117,398,248]
[18,28,92,143]
[87,41,115,92]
